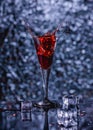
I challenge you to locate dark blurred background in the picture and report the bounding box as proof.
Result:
[0,0,93,102]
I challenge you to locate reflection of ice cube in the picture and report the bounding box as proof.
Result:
[63,95,78,110]
[60,126,78,130]
[57,110,64,118]
[21,112,32,121]
[57,110,78,128]
[63,97,69,109]
[57,95,78,128]
[21,101,32,121]
[21,101,32,110]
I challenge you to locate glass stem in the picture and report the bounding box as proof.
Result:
[41,68,51,100]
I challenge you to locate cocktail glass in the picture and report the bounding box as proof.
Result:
[26,22,59,109]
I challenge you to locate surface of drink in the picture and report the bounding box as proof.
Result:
[35,33,56,69]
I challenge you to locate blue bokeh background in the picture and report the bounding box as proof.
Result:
[0,0,93,130]
[0,0,93,102]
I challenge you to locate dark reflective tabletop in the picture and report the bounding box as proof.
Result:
[0,96,93,130]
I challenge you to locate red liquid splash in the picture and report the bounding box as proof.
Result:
[35,33,56,69]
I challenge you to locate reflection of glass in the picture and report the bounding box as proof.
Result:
[26,22,59,109]
[43,110,49,130]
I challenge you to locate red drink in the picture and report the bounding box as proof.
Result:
[35,33,56,69]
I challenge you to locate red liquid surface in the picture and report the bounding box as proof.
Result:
[35,33,56,69]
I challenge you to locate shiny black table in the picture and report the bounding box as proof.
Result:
[0,97,93,130]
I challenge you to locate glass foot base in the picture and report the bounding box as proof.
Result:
[34,98,60,110]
